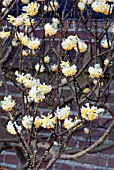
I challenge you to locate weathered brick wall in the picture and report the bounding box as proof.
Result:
[0,19,114,170]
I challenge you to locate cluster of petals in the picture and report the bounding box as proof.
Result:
[22,115,41,129]
[81,103,104,121]
[22,115,33,129]
[55,105,70,120]
[61,35,78,51]
[44,18,59,36]
[44,1,59,12]
[1,95,16,112]
[7,15,24,27]
[15,71,52,103]
[78,0,113,15]
[7,121,22,135]
[91,0,113,15]
[15,71,40,88]
[88,63,102,79]
[22,114,56,130]
[64,118,81,130]
[15,32,40,50]
[40,115,56,129]
[7,14,34,27]
[28,87,45,103]
[60,61,77,77]
[0,31,10,39]
[22,2,40,16]
[61,35,87,52]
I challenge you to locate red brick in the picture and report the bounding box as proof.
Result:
[55,163,73,170]
[0,155,4,163]
[76,154,107,167]
[73,166,91,170]
[108,158,114,168]
[4,155,18,165]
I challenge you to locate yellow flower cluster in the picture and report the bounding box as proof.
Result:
[1,95,16,112]
[0,31,10,39]
[15,71,52,103]
[40,115,56,129]
[77,0,113,15]
[7,121,22,135]
[55,105,70,120]
[39,83,52,94]
[92,1,113,15]
[81,103,104,121]
[60,61,77,77]
[15,71,40,88]
[22,115,33,129]
[64,118,81,130]
[7,15,24,27]
[44,18,59,36]
[88,63,102,79]
[61,35,87,52]
[22,2,39,16]
[15,32,40,50]
[7,14,35,27]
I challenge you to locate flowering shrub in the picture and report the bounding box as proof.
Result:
[0,0,114,169]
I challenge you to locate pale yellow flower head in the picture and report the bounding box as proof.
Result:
[41,115,56,129]
[7,121,22,135]
[55,105,70,120]
[60,61,77,77]
[1,95,16,112]
[88,63,102,79]
[22,2,39,16]
[39,83,52,94]
[0,31,10,39]
[81,103,104,121]
[29,87,45,103]
[64,118,81,130]
[22,115,33,129]
[44,23,58,36]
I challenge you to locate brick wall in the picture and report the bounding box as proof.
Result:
[0,18,114,170]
